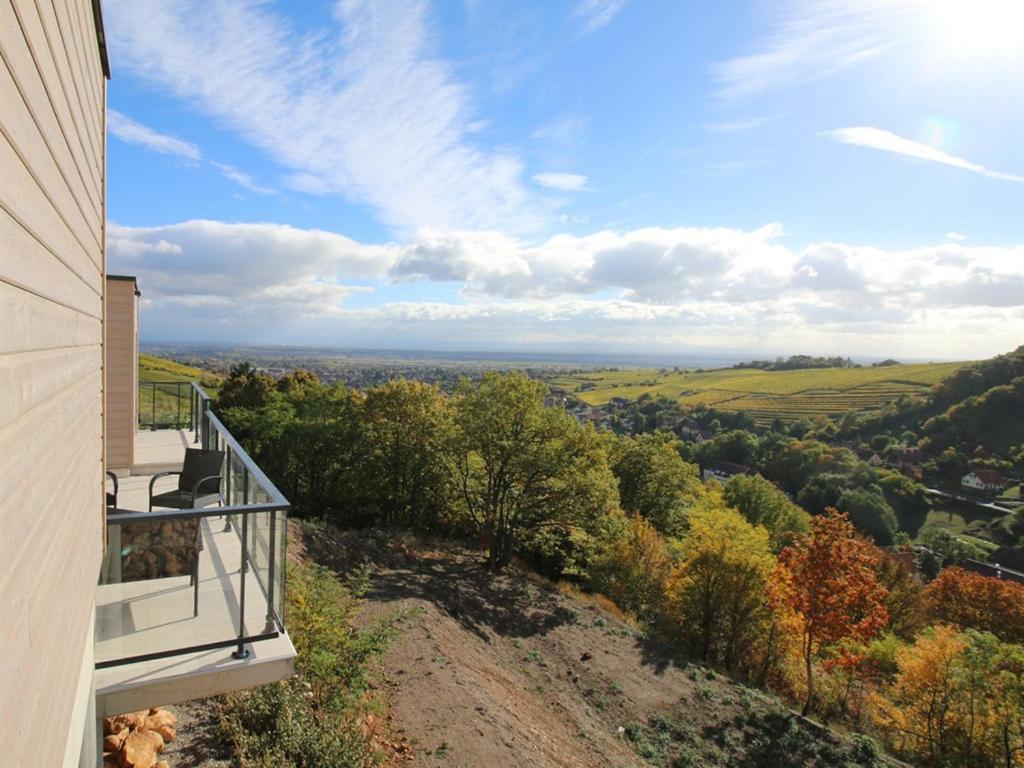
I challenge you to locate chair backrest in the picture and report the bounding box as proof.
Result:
[178,448,225,493]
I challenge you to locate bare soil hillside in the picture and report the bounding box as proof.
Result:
[295,524,891,768]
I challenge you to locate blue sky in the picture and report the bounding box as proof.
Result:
[104,0,1023,359]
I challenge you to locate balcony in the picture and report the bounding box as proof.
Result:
[95,383,295,717]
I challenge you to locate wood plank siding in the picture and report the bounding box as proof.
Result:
[0,0,107,764]
[104,276,136,470]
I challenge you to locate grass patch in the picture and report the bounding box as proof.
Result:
[549,361,968,424]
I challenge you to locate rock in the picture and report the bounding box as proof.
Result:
[155,762,170,768]
[103,727,129,753]
[580,651,593,662]
[118,728,164,768]
[153,724,176,743]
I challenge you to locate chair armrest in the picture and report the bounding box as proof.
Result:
[191,474,222,500]
[149,471,182,499]
[105,471,119,494]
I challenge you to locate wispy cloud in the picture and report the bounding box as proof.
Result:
[712,1,912,99]
[702,115,777,133]
[533,172,589,191]
[823,126,1024,183]
[209,161,274,195]
[573,0,630,34]
[108,109,201,160]
[105,0,539,234]
[109,109,274,193]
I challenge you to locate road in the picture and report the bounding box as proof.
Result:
[926,487,1017,515]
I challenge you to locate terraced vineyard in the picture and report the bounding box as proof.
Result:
[549,361,968,426]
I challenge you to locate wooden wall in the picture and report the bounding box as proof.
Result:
[104,277,136,470]
[0,0,106,765]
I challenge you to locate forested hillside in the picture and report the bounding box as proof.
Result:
[199,354,1024,768]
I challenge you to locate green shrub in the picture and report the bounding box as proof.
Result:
[219,559,396,767]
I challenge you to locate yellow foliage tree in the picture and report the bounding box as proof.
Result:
[662,504,777,674]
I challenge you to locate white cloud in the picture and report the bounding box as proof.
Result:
[573,0,630,34]
[532,116,587,145]
[112,218,1024,358]
[823,127,1024,182]
[105,0,539,234]
[108,109,201,160]
[946,232,967,242]
[533,172,589,192]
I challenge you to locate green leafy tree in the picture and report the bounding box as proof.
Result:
[723,473,810,551]
[610,431,704,536]
[359,379,454,530]
[450,372,618,568]
[839,487,898,545]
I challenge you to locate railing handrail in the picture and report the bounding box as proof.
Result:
[202,407,290,508]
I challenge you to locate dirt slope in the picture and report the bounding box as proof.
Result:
[297,525,891,768]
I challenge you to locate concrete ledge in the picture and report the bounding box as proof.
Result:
[95,632,296,717]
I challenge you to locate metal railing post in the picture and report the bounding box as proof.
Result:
[223,447,233,532]
[264,508,277,633]
[240,467,249,571]
[151,384,156,431]
[233,511,250,660]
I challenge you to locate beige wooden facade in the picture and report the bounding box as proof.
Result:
[0,0,108,765]
[104,276,138,470]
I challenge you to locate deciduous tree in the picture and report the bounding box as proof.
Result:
[775,509,889,715]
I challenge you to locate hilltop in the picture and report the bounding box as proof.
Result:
[549,361,968,426]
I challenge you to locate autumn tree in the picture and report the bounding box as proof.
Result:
[588,512,670,620]
[926,567,1024,643]
[662,505,777,674]
[872,625,969,765]
[359,379,453,530]
[610,431,704,537]
[775,509,889,715]
[451,372,618,568]
[873,627,1024,768]
[722,473,810,551]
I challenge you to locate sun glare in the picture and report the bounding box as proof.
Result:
[927,0,1024,56]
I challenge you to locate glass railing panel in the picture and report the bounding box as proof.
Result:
[98,382,290,667]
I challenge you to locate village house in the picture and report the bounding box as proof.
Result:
[702,461,754,484]
[961,469,1008,494]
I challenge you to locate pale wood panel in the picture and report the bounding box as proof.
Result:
[0,130,101,291]
[0,392,101,765]
[1,0,102,220]
[0,31,102,260]
[0,345,98,427]
[0,205,100,317]
[16,0,103,194]
[0,280,100,354]
[0,369,102,586]
[62,0,103,146]
[0,12,101,233]
[45,0,102,162]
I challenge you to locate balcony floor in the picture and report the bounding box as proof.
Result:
[97,428,294,716]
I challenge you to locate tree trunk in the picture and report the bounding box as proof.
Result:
[801,640,814,717]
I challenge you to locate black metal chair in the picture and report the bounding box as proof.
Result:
[105,471,119,509]
[149,448,225,511]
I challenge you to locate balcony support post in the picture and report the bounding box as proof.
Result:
[264,508,277,633]
[233,512,250,660]
[224,447,233,532]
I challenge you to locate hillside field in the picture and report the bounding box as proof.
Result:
[549,362,968,425]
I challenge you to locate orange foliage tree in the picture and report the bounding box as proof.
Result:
[774,509,889,715]
[926,567,1024,643]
